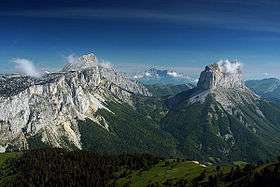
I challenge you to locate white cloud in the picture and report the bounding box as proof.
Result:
[12,58,42,77]
[66,54,80,65]
[218,59,242,74]
[1,6,280,33]
[167,71,182,77]
[145,72,152,77]
[97,58,112,69]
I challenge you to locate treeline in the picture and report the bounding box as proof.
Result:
[146,161,280,187]
[3,148,280,187]
[2,148,161,187]
[200,162,280,187]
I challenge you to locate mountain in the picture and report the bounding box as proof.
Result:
[2,56,280,163]
[145,83,194,97]
[246,78,280,103]
[133,68,196,85]
[162,61,280,162]
[0,53,177,155]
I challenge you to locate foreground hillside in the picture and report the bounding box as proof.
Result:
[1,149,280,187]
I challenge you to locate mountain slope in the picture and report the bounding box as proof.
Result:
[2,56,280,162]
[3,149,280,187]
[78,100,177,156]
[246,78,280,103]
[0,54,176,154]
[145,83,193,97]
[162,61,280,162]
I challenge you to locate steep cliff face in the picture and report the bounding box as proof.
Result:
[2,57,280,162]
[0,53,151,152]
[163,60,280,162]
[197,61,244,90]
[246,78,280,103]
[184,60,257,114]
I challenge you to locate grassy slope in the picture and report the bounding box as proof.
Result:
[115,158,280,187]
[161,92,280,162]
[79,100,178,157]
[0,152,19,185]
[145,84,192,97]
[0,152,17,167]
[1,150,280,187]
[115,159,235,186]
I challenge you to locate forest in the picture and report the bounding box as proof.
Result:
[1,149,280,186]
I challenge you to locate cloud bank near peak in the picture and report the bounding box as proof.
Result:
[12,58,42,77]
[218,60,242,74]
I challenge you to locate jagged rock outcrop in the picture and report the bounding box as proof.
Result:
[0,53,151,152]
[163,60,280,162]
[197,61,244,90]
[194,60,257,113]
[2,57,280,162]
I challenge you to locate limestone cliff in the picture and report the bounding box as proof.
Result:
[0,53,151,152]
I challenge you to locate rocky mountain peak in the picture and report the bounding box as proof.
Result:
[79,53,97,63]
[0,52,152,152]
[62,53,100,72]
[197,60,244,90]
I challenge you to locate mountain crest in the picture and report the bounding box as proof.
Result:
[62,53,99,72]
[197,60,244,90]
[79,53,97,63]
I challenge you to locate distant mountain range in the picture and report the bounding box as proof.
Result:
[132,68,197,85]
[1,54,280,163]
[145,83,193,97]
[246,78,280,103]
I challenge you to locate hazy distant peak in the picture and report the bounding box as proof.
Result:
[132,67,196,85]
[145,68,180,78]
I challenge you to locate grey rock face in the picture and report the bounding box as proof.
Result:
[194,60,259,114]
[164,60,280,162]
[197,61,244,90]
[0,54,151,151]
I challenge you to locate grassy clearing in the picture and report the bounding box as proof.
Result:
[0,152,19,185]
[115,160,233,186]
[0,152,18,167]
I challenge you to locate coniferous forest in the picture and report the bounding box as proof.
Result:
[1,149,280,186]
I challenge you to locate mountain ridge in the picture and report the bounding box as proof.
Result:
[1,57,280,162]
[132,67,196,85]
[0,53,152,152]
[162,60,280,162]
[246,78,280,103]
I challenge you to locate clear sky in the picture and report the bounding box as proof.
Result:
[1,0,280,79]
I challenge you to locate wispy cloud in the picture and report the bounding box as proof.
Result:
[12,58,42,77]
[1,5,280,33]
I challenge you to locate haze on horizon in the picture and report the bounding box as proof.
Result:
[0,0,280,80]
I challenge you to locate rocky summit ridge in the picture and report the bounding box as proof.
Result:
[62,53,98,72]
[197,60,244,90]
[0,53,150,152]
[163,60,280,162]
[1,57,280,162]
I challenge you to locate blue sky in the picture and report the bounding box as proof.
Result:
[1,0,280,79]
